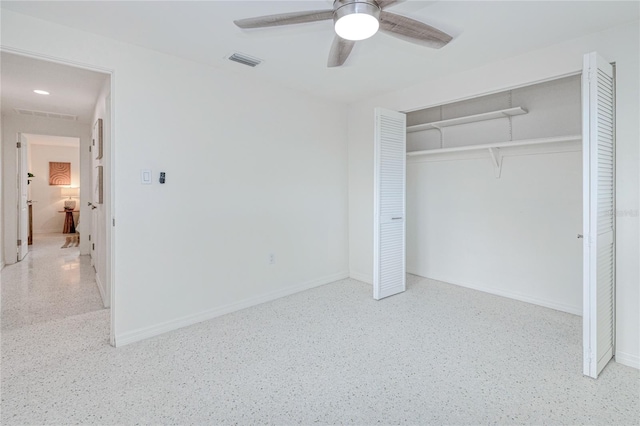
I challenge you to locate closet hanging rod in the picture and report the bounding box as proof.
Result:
[406,135,581,157]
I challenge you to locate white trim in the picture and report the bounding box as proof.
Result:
[95,273,109,308]
[615,351,640,370]
[408,271,582,316]
[106,88,116,347]
[349,271,373,285]
[0,46,114,75]
[114,271,349,347]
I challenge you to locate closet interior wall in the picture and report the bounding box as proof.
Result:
[405,76,583,314]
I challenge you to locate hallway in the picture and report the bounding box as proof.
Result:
[1,233,105,330]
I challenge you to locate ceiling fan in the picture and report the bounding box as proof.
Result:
[234,0,453,68]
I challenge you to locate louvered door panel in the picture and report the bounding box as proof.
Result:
[374,108,406,300]
[582,52,615,378]
[379,221,404,295]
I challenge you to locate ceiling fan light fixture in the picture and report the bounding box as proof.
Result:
[334,1,380,41]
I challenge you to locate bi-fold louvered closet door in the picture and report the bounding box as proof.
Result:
[373,108,407,300]
[582,52,616,379]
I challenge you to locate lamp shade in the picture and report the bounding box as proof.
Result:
[61,187,79,198]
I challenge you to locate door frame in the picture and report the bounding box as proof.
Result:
[0,46,117,346]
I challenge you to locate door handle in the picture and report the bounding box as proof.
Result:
[577,234,583,239]
[88,202,97,210]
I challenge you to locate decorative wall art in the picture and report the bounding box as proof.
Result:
[93,118,103,160]
[94,165,103,204]
[49,162,71,186]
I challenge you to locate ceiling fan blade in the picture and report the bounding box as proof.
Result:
[328,36,356,67]
[376,0,402,9]
[234,10,334,29]
[379,11,452,48]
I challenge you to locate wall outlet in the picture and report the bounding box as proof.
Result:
[268,253,275,265]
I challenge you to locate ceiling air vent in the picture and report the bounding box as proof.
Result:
[14,108,77,121]
[227,52,263,68]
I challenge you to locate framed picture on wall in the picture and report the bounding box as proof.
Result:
[49,162,71,185]
[94,165,103,204]
[93,118,103,160]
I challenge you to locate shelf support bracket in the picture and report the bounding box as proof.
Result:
[488,147,503,178]
[434,126,444,148]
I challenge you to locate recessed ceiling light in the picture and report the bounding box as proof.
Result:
[33,89,50,95]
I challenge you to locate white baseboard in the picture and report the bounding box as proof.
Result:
[95,273,109,308]
[349,271,372,285]
[408,271,582,316]
[615,351,640,370]
[115,271,350,347]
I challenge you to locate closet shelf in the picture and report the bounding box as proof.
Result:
[406,135,581,157]
[407,135,581,178]
[406,107,528,133]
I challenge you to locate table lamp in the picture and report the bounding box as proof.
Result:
[61,186,79,210]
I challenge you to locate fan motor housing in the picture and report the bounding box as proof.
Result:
[333,0,381,22]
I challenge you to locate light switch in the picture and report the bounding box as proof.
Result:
[141,169,152,184]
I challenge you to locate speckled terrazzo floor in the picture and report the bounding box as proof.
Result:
[1,233,105,331]
[2,247,639,424]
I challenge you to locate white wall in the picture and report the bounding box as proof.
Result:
[2,114,91,263]
[348,21,639,368]
[407,149,582,313]
[1,10,350,345]
[27,142,80,234]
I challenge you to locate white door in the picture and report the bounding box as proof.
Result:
[582,52,616,378]
[90,119,99,269]
[17,133,29,261]
[91,199,97,268]
[373,108,407,300]
[90,163,97,267]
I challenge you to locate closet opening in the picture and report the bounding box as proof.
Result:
[373,52,617,379]
[404,75,583,318]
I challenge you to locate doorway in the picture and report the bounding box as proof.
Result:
[1,50,114,344]
[21,134,80,247]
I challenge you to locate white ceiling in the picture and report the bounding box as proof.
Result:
[1,52,108,123]
[2,1,638,104]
